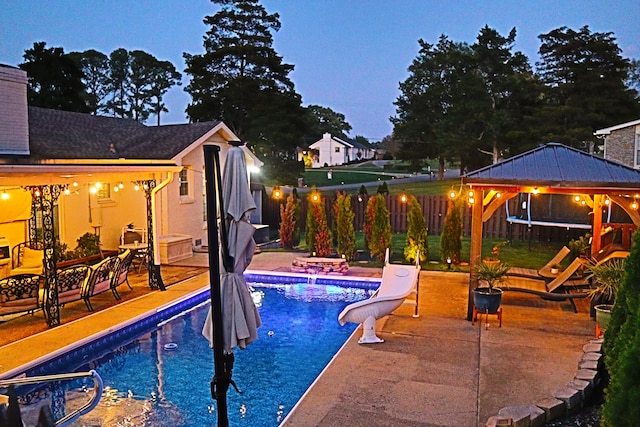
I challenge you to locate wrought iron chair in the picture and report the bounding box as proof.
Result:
[0,273,43,317]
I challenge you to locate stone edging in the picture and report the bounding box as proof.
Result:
[486,338,604,427]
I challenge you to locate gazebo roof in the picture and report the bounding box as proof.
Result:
[463,143,640,192]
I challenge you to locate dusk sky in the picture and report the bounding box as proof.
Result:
[1,0,639,142]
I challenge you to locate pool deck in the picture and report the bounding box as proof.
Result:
[0,251,595,426]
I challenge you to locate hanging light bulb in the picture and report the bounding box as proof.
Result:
[95,182,102,189]
[1,191,9,200]
[532,187,539,195]
[134,184,140,191]
[72,181,78,187]
[64,188,70,195]
[574,195,581,203]
[449,190,456,199]
[89,186,97,194]
[603,197,610,206]
[34,189,41,197]
[113,186,119,192]
[118,182,124,189]
[632,200,638,210]
[400,191,408,203]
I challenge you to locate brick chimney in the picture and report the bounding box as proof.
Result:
[0,64,29,155]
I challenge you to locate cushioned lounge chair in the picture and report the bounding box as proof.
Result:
[502,257,590,312]
[507,246,571,279]
[0,273,43,317]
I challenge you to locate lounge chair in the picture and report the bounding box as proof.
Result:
[507,246,570,279]
[338,249,420,344]
[502,257,590,312]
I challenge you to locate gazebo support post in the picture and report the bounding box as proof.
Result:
[591,194,603,256]
[468,189,484,321]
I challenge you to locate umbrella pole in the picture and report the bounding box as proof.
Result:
[204,145,230,427]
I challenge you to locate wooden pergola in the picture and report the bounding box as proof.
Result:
[462,143,640,320]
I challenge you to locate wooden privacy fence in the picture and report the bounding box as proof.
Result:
[262,193,591,242]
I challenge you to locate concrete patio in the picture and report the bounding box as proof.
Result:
[0,251,597,426]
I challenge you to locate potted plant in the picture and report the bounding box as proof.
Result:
[568,233,591,260]
[472,260,510,314]
[587,258,625,333]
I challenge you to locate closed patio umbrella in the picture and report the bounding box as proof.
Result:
[202,144,261,427]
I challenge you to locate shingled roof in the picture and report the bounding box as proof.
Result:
[463,143,640,190]
[26,107,221,160]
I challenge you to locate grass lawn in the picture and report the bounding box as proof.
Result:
[301,169,395,187]
[269,233,566,272]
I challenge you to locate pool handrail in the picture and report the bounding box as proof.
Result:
[0,369,104,426]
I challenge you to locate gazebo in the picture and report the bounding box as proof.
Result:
[462,143,640,320]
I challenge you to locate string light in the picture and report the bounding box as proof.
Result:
[532,187,539,195]
[64,188,70,195]
[1,191,9,200]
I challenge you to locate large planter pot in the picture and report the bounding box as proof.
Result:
[472,287,503,314]
[595,304,613,332]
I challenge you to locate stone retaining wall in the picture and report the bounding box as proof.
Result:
[486,338,604,427]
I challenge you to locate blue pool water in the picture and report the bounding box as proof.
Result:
[13,279,376,426]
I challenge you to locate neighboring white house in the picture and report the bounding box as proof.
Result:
[306,133,376,168]
[0,64,262,262]
[595,119,640,168]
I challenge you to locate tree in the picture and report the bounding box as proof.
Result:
[184,0,309,157]
[404,196,427,263]
[535,26,640,149]
[334,192,356,261]
[467,26,538,167]
[304,105,352,142]
[106,48,131,118]
[601,229,640,426]
[20,42,90,113]
[368,194,391,262]
[148,59,182,126]
[68,49,110,115]
[392,35,477,178]
[440,196,463,264]
[279,193,297,249]
[305,189,321,252]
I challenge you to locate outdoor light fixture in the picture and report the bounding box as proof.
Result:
[1,191,8,200]
[446,257,452,269]
[89,186,97,194]
[113,186,119,192]
[272,186,282,199]
[64,188,70,196]
[34,189,40,197]
[449,190,457,199]
[632,200,639,210]
[312,192,319,202]
[134,184,140,191]
[118,182,124,189]
[532,187,539,195]
[468,190,475,204]
[400,191,408,203]
[574,195,581,203]
[604,197,610,206]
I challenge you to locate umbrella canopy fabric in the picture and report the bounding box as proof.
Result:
[202,146,261,353]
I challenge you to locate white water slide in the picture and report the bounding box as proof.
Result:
[338,249,420,344]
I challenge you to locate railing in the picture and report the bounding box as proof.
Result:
[0,370,104,426]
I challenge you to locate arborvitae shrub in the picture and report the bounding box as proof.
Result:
[602,229,640,426]
[376,181,389,194]
[363,195,376,251]
[440,197,463,264]
[335,192,356,261]
[404,196,427,263]
[279,193,297,249]
[305,190,320,251]
[311,200,332,257]
[292,193,301,247]
[368,194,391,262]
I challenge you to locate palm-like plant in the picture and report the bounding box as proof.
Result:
[473,261,510,293]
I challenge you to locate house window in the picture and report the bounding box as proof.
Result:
[335,147,340,153]
[179,168,189,196]
[97,183,110,200]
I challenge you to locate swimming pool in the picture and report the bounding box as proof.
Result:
[12,275,378,426]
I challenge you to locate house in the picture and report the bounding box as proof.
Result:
[594,119,640,168]
[0,64,262,264]
[304,133,376,168]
